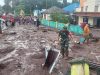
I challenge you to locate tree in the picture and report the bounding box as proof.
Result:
[14,0,25,16]
[2,5,12,14]
[0,5,3,14]
[51,13,69,24]
[11,0,20,9]
[4,0,11,5]
[7,0,64,15]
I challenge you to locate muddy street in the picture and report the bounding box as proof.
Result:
[0,25,100,75]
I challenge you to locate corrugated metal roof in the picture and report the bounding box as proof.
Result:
[63,3,80,13]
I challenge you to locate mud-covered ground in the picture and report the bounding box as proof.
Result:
[0,25,99,75]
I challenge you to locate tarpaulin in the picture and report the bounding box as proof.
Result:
[68,24,84,35]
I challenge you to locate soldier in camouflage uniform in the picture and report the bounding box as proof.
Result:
[59,26,70,58]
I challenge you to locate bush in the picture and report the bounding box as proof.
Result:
[50,13,69,24]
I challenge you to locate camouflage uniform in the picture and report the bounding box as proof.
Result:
[59,28,69,58]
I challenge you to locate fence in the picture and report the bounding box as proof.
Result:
[41,19,68,30]
[41,19,83,35]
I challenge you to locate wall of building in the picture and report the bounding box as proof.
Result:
[76,0,100,27]
[78,0,100,12]
[88,17,93,26]
[95,0,100,5]
[98,6,100,12]
[76,8,81,12]
[80,0,85,7]
[83,0,100,12]
[84,0,95,12]
[78,16,83,24]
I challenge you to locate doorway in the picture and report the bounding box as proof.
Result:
[97,18,100,27]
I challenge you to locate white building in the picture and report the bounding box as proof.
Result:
[75,0,100,27]
[82,0,100,12]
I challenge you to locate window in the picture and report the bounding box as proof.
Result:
[85,6,88,12]
[95,6,99,12]
[81,7,83,12]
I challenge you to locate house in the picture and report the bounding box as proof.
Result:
[42,6,65,20]
[75,0,100,27]
[63,3,80,13]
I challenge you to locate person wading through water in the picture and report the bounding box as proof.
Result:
[58,26,72,59]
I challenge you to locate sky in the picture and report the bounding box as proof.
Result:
[0,0,72,6]
[0,0,4,6]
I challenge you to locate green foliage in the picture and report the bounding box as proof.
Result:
[0,6,4,14]
[2,5,12,13]
[50,13,69,24]
[2,0,71,15]
[15,4,25,16]
[16,0,67,15]
[4,0,11,5]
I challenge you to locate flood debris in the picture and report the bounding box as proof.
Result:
[0,25,99,75]
[43,47,60,74]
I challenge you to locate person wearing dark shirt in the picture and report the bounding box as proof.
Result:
[59,26,71,58]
